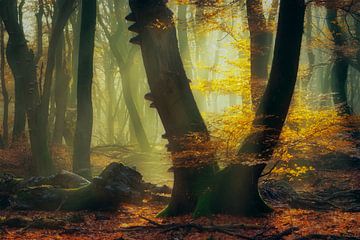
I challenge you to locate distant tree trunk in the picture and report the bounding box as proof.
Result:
[128,0,216,216]
[0,20,9,147]
[69,4,81,108]
[0,0,55,176]
[305,5,315,87]
[34,0,44,64]
[103,48,115,144]
[98,12,150,151]
[246,0,271,107]
[326,7,351,115]
[52,31,70,145]
[177,4,192,78]
[73,0,96,179]
[11,1,27,141]
[203,0,306,216]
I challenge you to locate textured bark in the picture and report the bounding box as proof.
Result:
[128,0,216,216]
[73,0,97,179]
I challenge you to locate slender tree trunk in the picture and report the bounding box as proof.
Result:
[52,31,70,145]
[73,0,97,179]
[69,4,81,108]
[326,7,351,115]
[177,4,193,78]
[246,0,271,108]
[199,0,306,216]
[128,0,217,216]
[0,20,9,147]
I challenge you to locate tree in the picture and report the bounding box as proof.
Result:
[72,0,97,179]
[246,0,279,107]
[128,0,217,216]
[0,0,75,176]
[128,0,305,216]
[326,6,351,115]
[209,0,306,215]
[0,19,9,147]
[98,0,150,151]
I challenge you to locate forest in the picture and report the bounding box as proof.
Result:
[0,0,360,239]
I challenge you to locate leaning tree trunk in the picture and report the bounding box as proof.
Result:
[195,0,306,217]
[128,0,217,216]
[72,0,96,179]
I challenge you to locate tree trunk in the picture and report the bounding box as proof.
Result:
[177,4,193,78]
[0,20,9,147]
[326,7,351,115]
[52,31,70,145]
[128,0,217,216]
[198,0,306,217]
[72,0,97,179]
[246,0,271,108]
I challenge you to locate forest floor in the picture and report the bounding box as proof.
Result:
[0,146,360,239]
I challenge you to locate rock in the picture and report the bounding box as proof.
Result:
[8,162,145,211]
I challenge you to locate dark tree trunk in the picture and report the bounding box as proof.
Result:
[0,20,9,147]
[204,0,306,216]
[72,0,97,179]
[128,0,216,216]
[326,8,351,115]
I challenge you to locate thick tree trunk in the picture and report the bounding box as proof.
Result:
[128,0,216,216]
[72,0,97,179]
[197,0,306,217]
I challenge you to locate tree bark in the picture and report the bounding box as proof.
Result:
[72,0,97,179]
